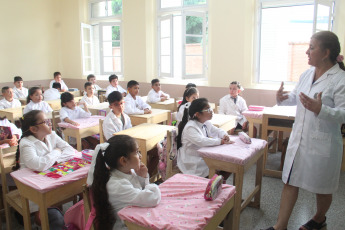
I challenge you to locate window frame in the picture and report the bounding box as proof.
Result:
[158,14,174,78]
[81,23,94,75]
[89,0,122,21]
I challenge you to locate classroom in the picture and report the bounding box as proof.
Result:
[1,0,345,230]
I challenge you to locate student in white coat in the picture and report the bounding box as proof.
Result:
[43,82,61,101]
[79,82,100,106]
[13,76,28,99]
[14,110,75,229]
[23,87,53,114]
[87,135,161,230]
[103,91,132,141]
[0,87,22,109]
[176,87,199,123]
[105,74,127,97]
[50,72,68,92]
[176,98,232,177]
[124,80,151,115]
[146,79,170,103]
[264,31,345,230]
[87,74,103,94]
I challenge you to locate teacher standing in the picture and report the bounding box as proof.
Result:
[264,31,345,230]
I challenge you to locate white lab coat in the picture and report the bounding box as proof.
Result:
[146,89,170,103]
[124,94,151,115]
[103,111,132,141]
[79,95,100,106]
[12,87,28,99]
[219,95,248,126]
[176,102,190,123]
[43,88,61,101]
[177,119,227,177]
[50,80,68,91]
[105,85,127,97]
[87,144,161,230]
[280,64,345,194]
[23,101,53,114]
[0,118,22,137]
[59,106,91,121]
[0,98,21,110]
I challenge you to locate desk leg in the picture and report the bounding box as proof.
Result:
[76,131,82,152]
[21,197,32,230]
[39,204,50,230]
[248,122,254,138]
[140,144,147,166]
[232,168,244,230]
[253,153,264,208]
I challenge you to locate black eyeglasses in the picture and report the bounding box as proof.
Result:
[35,119,52,126]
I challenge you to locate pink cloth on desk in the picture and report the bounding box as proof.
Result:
[10,153,90,193]
[58,115,105,129]
[242,110,264,119]
[118,174,236,230]
[198,136,267,165]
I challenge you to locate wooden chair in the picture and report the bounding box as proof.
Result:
[165,130,180,180]
[98,90,107,103]
[83,184,95,230]
[99,119,105,144]
[0,146,32,230]
[52,110,61,132]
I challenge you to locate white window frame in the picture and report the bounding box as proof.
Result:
[99,22,123,76]
[158,15,174,78]
[81,23,94,75]
[89,0,122,21]
[256,0,336,83]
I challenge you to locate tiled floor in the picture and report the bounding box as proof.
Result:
[3,151,345,230]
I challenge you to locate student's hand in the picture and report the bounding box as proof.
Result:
[135,162,148,178]
[160,96,168,101]
[71,121,80,126]
[223,135,230,142]
[144,109,152,114]
[276,82,289,103]
[9,135,18,146]
[299,92,322,115]
[221,139,234,145]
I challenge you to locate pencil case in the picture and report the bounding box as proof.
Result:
[239,131,251,144]
[204,174,223,201]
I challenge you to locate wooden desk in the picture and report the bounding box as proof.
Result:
[114,123,176,166]
[88,102,110,115]
[129,109,171,126]
[261,106,296,178]
[0,106,24,123]
[62,90,80,97]
[148,98,176,112]
[19,98,27,106]
[11,165,89,230]
[211,114,236,132]
[243,110,264,138]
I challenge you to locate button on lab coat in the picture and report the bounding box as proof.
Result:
[279,64,345,194]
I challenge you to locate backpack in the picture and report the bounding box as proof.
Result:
[157,129,178,181]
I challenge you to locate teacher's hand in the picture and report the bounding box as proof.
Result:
[299,92,322,115]
[276,82,289,103]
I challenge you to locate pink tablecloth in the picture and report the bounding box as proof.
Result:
[58,115,105,129]
[118,174,236,230]
[198,136,267,165]
[242,110,265,119]
[10,153,90,193]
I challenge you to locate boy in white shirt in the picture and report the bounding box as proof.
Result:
[13,76,28,99]
[0,87,21,109]
[80,82,100,106]
[105,74,126,98]
[87,74,102,94]
[219,81,254,135]
[43,82,61,101]
[146,79,170,103]
[50,72,68,92]
[103,91,132,141]
[124,80,152,115]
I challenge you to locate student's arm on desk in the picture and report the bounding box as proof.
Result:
[147,91,160,103]
[185,126,222,147]
[53,132,76,162]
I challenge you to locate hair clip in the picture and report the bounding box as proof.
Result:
[22,116,24,120]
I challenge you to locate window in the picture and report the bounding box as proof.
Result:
[157,0,208,79]
[257,0,335,83]
[81,0,122,77]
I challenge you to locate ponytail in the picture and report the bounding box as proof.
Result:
[338,61,345,71]
[176,107,189,150]
[178,87,199,111]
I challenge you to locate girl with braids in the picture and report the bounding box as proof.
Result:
[176,98,232,178]
[86,135,161,230]
[176,87,199,124]
[13,110,75,229]
[23,87,53,115]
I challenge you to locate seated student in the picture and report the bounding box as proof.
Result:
[43,82,61,101]
[80,82,100,106]
[103,91,132,141]
[0,87,22,109]
[219,81,253,135]
[176,87,199,123]
[87,135,161,230]
[176,98,232,177]
[24,87,53,114]
[0,116,22,146]
[105,74,126,98]
[13,76,28,99]
[14,110,75,229]
[146,79,170,103]
[87,74,102,94]
[124,80,151,115]
[50,72,68,92]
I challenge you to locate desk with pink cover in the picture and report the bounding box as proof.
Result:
[11,153,90,230]
[197,136,267,230]
[58,115,105,151]
[118,174,236,230]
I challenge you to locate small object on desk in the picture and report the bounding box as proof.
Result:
[68,88,79,92]
[239,131,251,144]
[98,109,107,116]
[248,105,265,111]
[82,149,94,163]
[204,174,223,201]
